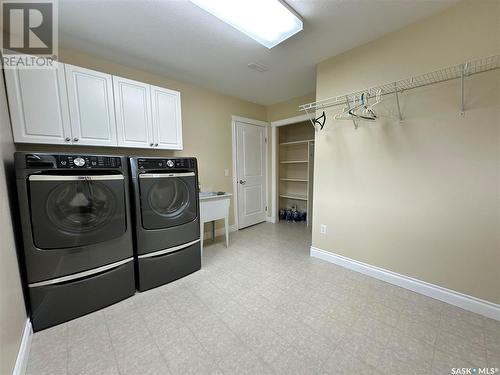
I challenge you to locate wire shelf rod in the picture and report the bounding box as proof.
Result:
[299,54,500,113]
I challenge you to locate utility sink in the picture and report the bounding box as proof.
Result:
[199,191,232,251]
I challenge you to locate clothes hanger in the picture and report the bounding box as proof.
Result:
[334,95,372,122]
[366,89,399,120]
[365,89,382,114]
[349,93,377,121]
[333,106,352,120]
[362,93,377,119]
[313,111,326,130]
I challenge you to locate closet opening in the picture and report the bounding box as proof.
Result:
[272,119,314,234]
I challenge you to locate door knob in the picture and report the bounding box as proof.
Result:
[73,138,79,142]
[65,137,71,142]
[239,179,246,184]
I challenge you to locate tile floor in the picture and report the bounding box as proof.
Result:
[26,222,500,375]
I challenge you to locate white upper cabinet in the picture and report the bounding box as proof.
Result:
[113,76,153,149]
[151,85,183,150]
[65,64,117,146]
[6,62,183,150]
[4,63,72,145]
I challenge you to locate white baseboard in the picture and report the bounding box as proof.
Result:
[310,246,500,321]
[13,319,32,375]
[266,216,276,223]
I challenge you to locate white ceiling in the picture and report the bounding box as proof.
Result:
[59,0,456,105]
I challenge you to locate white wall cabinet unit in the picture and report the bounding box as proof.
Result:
[6,62,183,150]
[65,64,117,147]
[113,76,154,149]
[151,85,183,150]
[4,63,72,145]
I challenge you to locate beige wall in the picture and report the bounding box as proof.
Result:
[266,93,315,123]
[17,48,268,229]
[0,71,27,373]
[313,0,500,304]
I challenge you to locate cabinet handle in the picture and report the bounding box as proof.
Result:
[65,137,71,142]
[150,143,154,147]
[73,138,79,142]
[155,143,158,147]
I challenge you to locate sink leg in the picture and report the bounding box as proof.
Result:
[224,216,229,248]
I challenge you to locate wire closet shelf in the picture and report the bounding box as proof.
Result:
[299,54,500,128]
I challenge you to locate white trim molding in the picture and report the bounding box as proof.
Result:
[310,246,500,321]
[270,114,315,225]
[270,113,312,127]
[13,319,32,375]
[271,126,277,224]
[232,115,268,127]
[231,118,239,229]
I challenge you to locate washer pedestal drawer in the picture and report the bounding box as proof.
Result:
[29,261,135,331]
[137,241,201,292]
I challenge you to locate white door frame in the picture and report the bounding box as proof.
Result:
[270,113,313,224]
[231,115,269,230]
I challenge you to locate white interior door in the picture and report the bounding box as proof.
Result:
[236,121,267,229]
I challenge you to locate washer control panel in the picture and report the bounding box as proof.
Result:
[73,157,85,167]
[25,154,123,169]
[56,155,121,168]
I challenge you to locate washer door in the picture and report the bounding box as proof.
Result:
[139,172,197,230]
[29,175,127,249]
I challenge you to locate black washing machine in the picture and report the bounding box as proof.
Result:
[129,157,201,292]
[15,152,135,331]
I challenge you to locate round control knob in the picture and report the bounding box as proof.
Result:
[166,160,174,168]
[74,157,85,167]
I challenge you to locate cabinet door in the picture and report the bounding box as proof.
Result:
[65,64,117,146]
[150,85,183,150]
[4,63,72,144]
[113,76,154,149]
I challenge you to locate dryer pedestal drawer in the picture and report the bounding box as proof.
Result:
[137,241,201,292]
[29,261,135,331]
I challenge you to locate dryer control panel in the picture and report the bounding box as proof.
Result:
[137,158,196,170]
[56,155,121,169]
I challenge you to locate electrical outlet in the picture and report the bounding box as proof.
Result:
[224,169,229,177]
[320,224,327,234]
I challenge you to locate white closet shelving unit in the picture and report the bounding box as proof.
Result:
[299,54,500,128]
[280,160,308,164]
[278,123,314,225]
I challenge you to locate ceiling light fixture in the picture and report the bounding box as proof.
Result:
[190,0,303,49]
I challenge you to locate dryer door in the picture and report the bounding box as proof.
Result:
[139,172,197,230]
[29,175,127,249]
